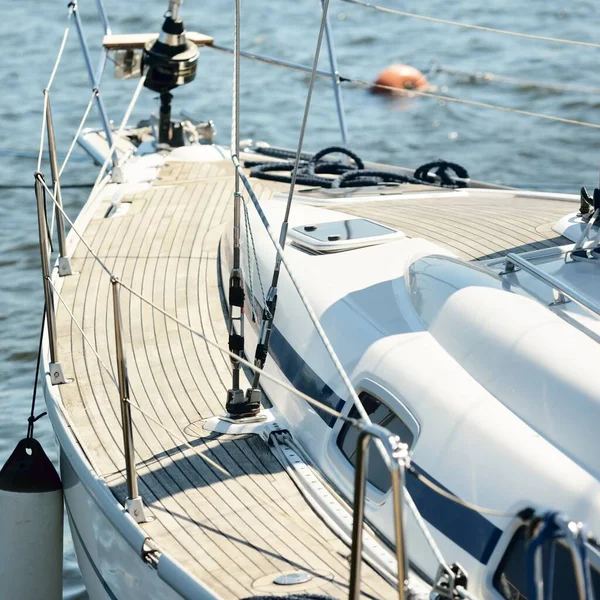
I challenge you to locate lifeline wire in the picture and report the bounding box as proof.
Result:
[49,279,231,478]
[39,178,114,277]
[118,278,353,424]
[340,0,600,49]
[41,176,353,424]
[207,44,600,130]
[232,0,372,426]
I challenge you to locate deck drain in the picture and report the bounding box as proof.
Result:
[274,571,312,585]
[253,570,333,593]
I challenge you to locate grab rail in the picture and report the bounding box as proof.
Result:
[503,252,600,317]
[349,423,409,600]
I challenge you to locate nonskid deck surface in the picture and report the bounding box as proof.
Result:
[54,159,396,599]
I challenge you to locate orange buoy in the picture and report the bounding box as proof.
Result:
[372,64,429,94]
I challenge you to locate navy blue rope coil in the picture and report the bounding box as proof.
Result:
[243,594,335,600]
[246,146,469,189]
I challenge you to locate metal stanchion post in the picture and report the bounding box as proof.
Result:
[111,277,148,523]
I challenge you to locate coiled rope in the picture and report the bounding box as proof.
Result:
[247,146,469,189]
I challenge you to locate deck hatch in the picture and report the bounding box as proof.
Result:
[290,218,404,253]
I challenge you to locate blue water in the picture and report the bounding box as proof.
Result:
[1,0,598,596]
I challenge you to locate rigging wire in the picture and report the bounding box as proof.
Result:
[233,155,374,424]
[36,9,74,174]
[237,0,374,425]
[59,90,97,177]
[364,79,600,129]
[434,63,600,96]
[340,0,600,49]
[226,0,246,398]
[41,195,353,426]
[207,44,600,130]
[91,73,147,192]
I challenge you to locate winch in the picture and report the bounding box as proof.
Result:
[143,0,199,145]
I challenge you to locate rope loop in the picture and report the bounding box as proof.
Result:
[306,146,364,174]
[414,160,470,188]
[247,146,458,189]
[332,168,418,188]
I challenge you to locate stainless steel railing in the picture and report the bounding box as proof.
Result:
[34,173,66,386]
[503,252,600,317]
[111,277,148,523]
[44,91,72,276]
[349,423,409,600]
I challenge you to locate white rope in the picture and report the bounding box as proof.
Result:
[341,0,600,49]
[59,90,96,177]
[92,74,147,191]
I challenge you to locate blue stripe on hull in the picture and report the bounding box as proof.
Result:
[407,464,502,564]
[237,273,503,565]
[269,326,345,425]
[258,316,502,564]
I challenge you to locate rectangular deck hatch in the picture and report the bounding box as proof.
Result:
[289,218,404,253]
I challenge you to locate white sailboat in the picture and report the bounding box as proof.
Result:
[4,0,600,599]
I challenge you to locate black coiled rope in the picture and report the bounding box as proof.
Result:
[246,146,469,189]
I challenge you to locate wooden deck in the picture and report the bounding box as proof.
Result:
[53,152,576,599]
[54,158,397,599]
[325,191,572,261]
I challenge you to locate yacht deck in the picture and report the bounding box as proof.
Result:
[52,151,576,598]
